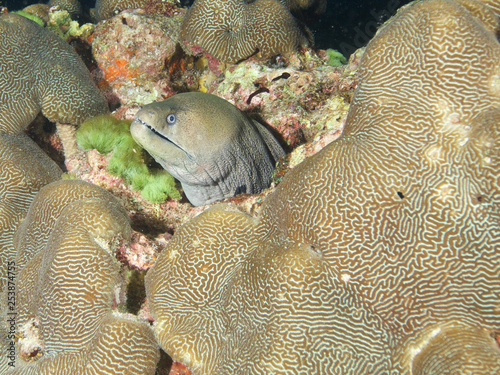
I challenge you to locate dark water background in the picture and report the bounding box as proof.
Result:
[1,0,412,57]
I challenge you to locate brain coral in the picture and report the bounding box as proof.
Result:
[48,0,82,18]
[1,180,159,374]
[0,14,107,135]
[94,0,150,21]
[146,0,500,373]
[180,0,310,63]
[0,134,63,372]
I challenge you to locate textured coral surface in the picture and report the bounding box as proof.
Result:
[95,0,149,21]
[0,134,63,372]
[5,180,159,374]
[0,134,63,326]
[0,12,160,375]
[146,0,500,373]
[180,0,309,63]
[92,9,183,106]
[0,13,107,134]
[48,0,82,18]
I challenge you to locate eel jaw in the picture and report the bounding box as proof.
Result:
[134,118,193,159]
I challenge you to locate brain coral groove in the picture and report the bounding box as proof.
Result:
[146,0,500,373]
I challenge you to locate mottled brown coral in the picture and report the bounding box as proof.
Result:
[180,0,310,63]
[279,0,326,14]
[0,13,107,134]
[146,0,500,373]
[3,180,159,374]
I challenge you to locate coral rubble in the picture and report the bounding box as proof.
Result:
[205,51,356,148]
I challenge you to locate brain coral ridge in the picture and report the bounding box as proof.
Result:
[180,0,310,63]
[1,179,159,374]
[0,133,63,372]
[0,13,107,140]
[146,0,500,373]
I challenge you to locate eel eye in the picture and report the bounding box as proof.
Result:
[166,113,177,125]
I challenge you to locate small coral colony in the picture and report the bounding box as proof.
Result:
[0,0,499,374]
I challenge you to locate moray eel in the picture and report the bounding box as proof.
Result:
[131,92,285,206]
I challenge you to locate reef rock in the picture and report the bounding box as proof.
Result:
[145,0,500,373]
[205,51,356,148]
[92,9,183,107]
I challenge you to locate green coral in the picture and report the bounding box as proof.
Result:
[325,49,347,67]
[76,114,181,203]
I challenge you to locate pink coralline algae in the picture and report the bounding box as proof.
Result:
[117,231,169,270]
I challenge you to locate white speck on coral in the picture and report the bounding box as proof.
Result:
[341,273,350,283]
[434,183,455,203]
